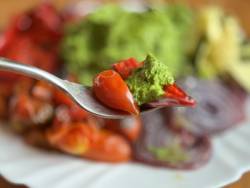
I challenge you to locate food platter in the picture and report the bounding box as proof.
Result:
[0,1,250,188]
[0,99,249,188]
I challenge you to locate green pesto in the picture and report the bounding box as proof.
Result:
[126,54,174,105]
[148,143,188,164]
[60,4,193,85]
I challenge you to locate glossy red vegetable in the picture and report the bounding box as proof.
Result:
[164,84,196,106]
[35,2,63,35]
[93,70,139,115]
[0,2,62,83]
[84,130,132,162]
[113,58,142,79]
[145,84,195,108]
[47,122,91,155]
[47,122,131,162]
[113,57,195,107]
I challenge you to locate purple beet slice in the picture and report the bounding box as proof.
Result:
[169,77,247,136]
[133,109,212,170]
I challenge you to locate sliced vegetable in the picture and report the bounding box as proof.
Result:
[47,123,91,155]
[145,84,195,107]
[133,109,211,169]
[84,130,131,162]
[169,77,247,136]
[93,70,139,115]
[0,2,63,83]
[113,55,195,108]
[47,122,131,162]
[164,84,196,106]
[113,58,142,79]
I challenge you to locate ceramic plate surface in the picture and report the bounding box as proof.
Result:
[0,99,249,188]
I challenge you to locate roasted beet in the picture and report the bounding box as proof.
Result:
[133,109,211,170]
[170,77,247,136]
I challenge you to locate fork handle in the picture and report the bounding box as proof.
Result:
[0,57,67,91]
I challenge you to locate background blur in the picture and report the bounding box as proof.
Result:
[1,0,250,36]
[0,0,249,188]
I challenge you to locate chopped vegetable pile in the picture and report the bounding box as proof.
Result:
[61,5,250,92]
[61,4,193,85]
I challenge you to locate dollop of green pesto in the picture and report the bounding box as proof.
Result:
[126,54,174,105]
[60,4,193,85]
[148,143,188,164]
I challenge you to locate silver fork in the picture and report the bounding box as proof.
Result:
[0,58,132,119]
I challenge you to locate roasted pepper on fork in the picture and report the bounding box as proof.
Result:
[93,54,195,115]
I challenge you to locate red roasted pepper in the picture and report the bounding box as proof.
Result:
[113,57,195,107]
[93,70,139,115]
[164,84,196,106]
[113,58,142,79]
[0,2,63,83]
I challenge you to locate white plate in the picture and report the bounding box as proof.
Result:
[0,99,250,188]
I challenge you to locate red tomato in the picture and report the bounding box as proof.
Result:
[113,58,142,79]
[93,70,139,115]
